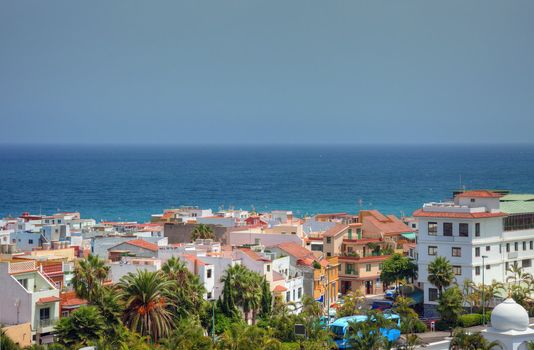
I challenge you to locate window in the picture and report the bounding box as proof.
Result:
[459,223,469,237]
[428,246,438,256]
[475,247,480,257]
[18,279,28,289]
[443,223,453,236]
[379,263,383,270]
[28,239,33,244]
[207,292,212,299]
[207,269,212,278]
[524,241,527,251]
[266,265,271,272]
[298,287,302,299]
[475,223,480,237]
[429,288,438,302]
[504,213,534,231]
[348,228,353,239]
[515,242,519,251]
[506,262,509,271]
[366,264,371,272]
[61,311,69,317]
[346,263,354,274]
[486,264,490,270]
[286,292,291,302]
[531,241,533,250]
[453,266,462,275]
[507,243,510,252]
[471,198,476,203]
[428,222,438,236]
[452,247,461,257]
[293,290,296,300]
[523,259,532,268]
[39,308,50,321]
[475,266,481,275]
[486,246,490,252]
[326,237,332,244]
[327,252,331,257]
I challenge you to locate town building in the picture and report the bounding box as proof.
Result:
[415,190,508,315]
[0,260,60,344]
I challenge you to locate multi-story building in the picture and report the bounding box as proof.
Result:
[415,190,507,315]
[0,260,60,344]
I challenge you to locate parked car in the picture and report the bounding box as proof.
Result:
[384,286,399,300]
[371,300,394,312]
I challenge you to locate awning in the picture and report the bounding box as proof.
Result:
[401,232,416,240]
[37,296,60,304]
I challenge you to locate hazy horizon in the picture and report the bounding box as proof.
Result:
[1,1,534,145]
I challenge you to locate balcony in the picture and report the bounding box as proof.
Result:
[38,318,58,332]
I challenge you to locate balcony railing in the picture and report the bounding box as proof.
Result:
[38,318,58,331]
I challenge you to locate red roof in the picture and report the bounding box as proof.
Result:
[37,296,60,304]
[360,210,413,236]
[182,254,208,266]
[276,242,315,260]
[123,239,159,252]
[456,190,502,199]
[323,224,349,237]
[239,248,271,262]
[273,285,288,292]
[413,209,507,219]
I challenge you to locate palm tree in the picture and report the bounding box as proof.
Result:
[400,333,424,350]
[449,329,502,350]
[117,270,175,342]
[526,341,534,350]
[161,256,206,318]
[54,305,106,347]
[217,324,281,350]
[160,319,213,350]
[72,254,110,302]
[507,262,533,286]
[346,310,396,350]
[220,264,263,323]
[428,256,455,297]
[191,224,215,241]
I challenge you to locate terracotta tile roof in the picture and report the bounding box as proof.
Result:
[239,248,271,262]
[413,209,507,219]
[273,285,288,292]
[323,224,349,237]
[123,239,159,252]
[276,242,315,260]
[37,296,60,304]
[360,211,413,235]
[456,190,502,198]
[182,254,208,266]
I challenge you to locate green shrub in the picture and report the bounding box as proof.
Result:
[435,319,452,331]
[458,313,482,327]
[281,342,301,350]
[400,319,427,334]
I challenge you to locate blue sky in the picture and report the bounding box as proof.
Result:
[1,1,533,144]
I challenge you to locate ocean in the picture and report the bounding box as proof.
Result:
[0,144,533,222]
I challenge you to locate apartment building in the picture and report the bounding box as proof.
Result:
[415,190,507,315]
[0,261,60,344]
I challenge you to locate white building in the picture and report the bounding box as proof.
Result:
[0,260,60,344]
[415,190,534,316]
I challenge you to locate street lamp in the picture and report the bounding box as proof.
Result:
[482,255,488,325]
[210,287,219,343]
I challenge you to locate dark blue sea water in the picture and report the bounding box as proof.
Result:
[1,144,533,222]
